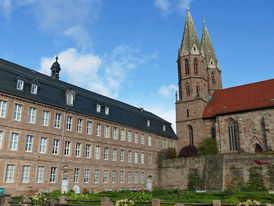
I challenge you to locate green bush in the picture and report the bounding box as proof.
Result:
[244,167,267,191]
[197,138,218,155]
[157,148,176,167]
[187,169,202,190]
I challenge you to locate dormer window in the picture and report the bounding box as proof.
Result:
[147,120,150,127]
[31,84,38,95]
[163,125,166,131]
[65,89,75,106]
[16,79,24,91]
[105,107,109,115]
[96,104,101,113]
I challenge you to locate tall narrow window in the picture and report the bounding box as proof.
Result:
[0,100,7,118]
[134,152,138,164]
[211,73,216,84]
[74,168,80,183]
[5,164,15,183]
[21,165,30,183]
[13,104,22,121]
[156,137,160,148]
[113,127,118,140]
[0,131,3,149]
[64,141,71,156]
[96,123,101,136]
[188,125,194,146]
[112,170,116,183]
[127,171,131,184]
[87,121,93,134]
[42,111,49,126]
[75,143,81,157]
[52,139,59,155]
[112,148,117,161]
[186,84,190,96]
[94,169,99,183]
[16,79,24,91]
[104,125,110,138]
[66,116,72,131]
[54,113,61,128]
[104,147,109,160]
[141,172,145,184]
[85,144,91,158]
[194,59,198,74]
[141,152,144,164]
[36,166,44,183]
[196,85,200,97]
[148,153,152,165]
[77,119,83,133]
[39,137,47,153]
[141,134,145,145]
[134,172,138,184]
[120,171,124,183]
[10,132,19,151]
[228,119,240,151]
[187,109,189,117]
[120,149,124,162]
[121,128,125,141]
[31,84,38,95]
[185,59,189,75]
[103,170,108,183]
[25,135,33,152]
[128,150,132,163]
[28,107,37,124]
[50,167,57,183]
[128,130,132,142]
[134,132,138,144]
[84,169,90,183]
[95,146,100,159]
[148,135,152,146]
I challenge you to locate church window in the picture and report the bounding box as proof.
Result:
[186,83,190,96]
[211,127,216,140]
[255,144,263,153]
[196,85,200,97]
[228,119,240,151]
[188,125,194,146]
[194,59,198,74]
[186,109,189,117]
[211,73,215,84]
[185,59,189,75]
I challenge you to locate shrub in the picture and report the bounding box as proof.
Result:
[187,169,202,190]
[178,145,197,157]
[244,167,267,191]
[157,148,177,167]
[197,138,218,156]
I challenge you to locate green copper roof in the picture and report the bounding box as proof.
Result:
[179,9,201,57]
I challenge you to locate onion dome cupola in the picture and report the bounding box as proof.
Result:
[50,56,61,80]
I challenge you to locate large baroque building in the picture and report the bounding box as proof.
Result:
[0,57,177,194]
[176,9,274,154]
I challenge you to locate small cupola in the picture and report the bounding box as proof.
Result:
[50,56,61,80]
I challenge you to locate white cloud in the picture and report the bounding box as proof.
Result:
[64,26,92,50]
[154,0,194,16]
[0,0,12,19]
[159,84,177,97]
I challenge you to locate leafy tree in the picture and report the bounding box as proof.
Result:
[197,138,218,156]
[178,145,198,158]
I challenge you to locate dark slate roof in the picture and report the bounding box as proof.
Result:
[0,58,177,139]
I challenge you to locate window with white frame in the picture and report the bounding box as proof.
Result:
[120,149,124,162]
[75,143,81,157]
[74,168,80,183]
[128,130,132,142]
[64,141,71,156]
[96,104,101,113]
[84,169,90,183]
[42,111,49,126]
[87,121,93,135]
[25,135,33,152]
[54,113,61,128]
[104,125,110,138]
[134,172,138,184]
[105,107,109,115]
[113,127,118,140]
[66,92,74,106]
[121,128,125,141]
[163,125,166,131]
[128,150,132,163]
[95,146,100,159]
[77,119,82,133]
[94,169,99,183]
[112,148,117,161]
[39,137,47,153]
[148,135,152,146]
[36,166,44,183]
[0,100,7,118]
[13,103,22,121]
[28,107,37,123]
[50,167,57,183]
[10,132,19,151]
[156,137,160,148]
[85,144,91,158]
[141,172,145,184]
[96,123,101,136]
[162,139,165,148]
[0,131,3,149]
[21,165,30,183]
[134,132,138,144]
[104,147,109,160]
[66,116,72,131]
[52,139,59,155]
[127,171,131,184]
[134,152,138,164]
[5,164,15,183]
[103,170,108,183]
[16,79,24,91]
[112,170,116,183]
[31,84,38,95]
[147,119,150,127]
[120,171,124,183]
[164,139,168,148]
[148,153,152,165]
[141,152,144,164]
[170,140,174,148]
[141,134,145,145]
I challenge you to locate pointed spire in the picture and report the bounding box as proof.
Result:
[179,9,201,57]
[201,22,219,69]
[50,54,61,80]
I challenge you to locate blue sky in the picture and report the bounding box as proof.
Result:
[0,0,273,129]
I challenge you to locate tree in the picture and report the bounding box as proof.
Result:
[197,138,218,156]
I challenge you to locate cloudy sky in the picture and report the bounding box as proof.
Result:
[0,0,273,130]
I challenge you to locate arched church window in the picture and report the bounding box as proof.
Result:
[185,59,189,75]
[186,83,190,96]
[211,72,215,84]
[228,119,240,151]
[194,59,198,74]
[188,125,194,146]
[211,127,216,140]
[196,85,200,97]
[255,144,263,153]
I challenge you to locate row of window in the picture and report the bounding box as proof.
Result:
[5,164,155,185]
[16,79,38,95]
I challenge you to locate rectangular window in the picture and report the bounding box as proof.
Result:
[105,107,109,115]
[96,123,101,136]
[31,84,38,95]
[134,152,138,164]
[84,169,90,183]
[0,131,3,148]
[21,165,30,183]
[127,171,131,184]
[10,132,19,151]
[77,119,83,133]
[112,148,117,161]
[95,146,100,159]
[96,104,101,113]
[16,79,24,90]
[120,171,124,183]
[121,128,125,141]
[120,149,124,162]
[74,168,80,183]
[147,119,150,127]
[128,130,132,142]
[104,125,110,138]
[50,167,57,183]
[141,134,145,145]
[75,143,81,157]
[112,170,116,183]
[94,169,99,183]
[0,100,7,118]
[135,132,138,144]
[148,153,152,165]
[5,164,15,183]
[36,166,44,183]
[163,125,166,131]
[66,116,72,131]
[141,172,145,184]
[64,141,71,156]
[104,147,109,160]
[128,150,132,163]
[103,170,108,183]
[141,152,145,164]
[134,172,138,184]
[13,103,22,121]
[148,135,152,146]
[54,113,61,128]
[170,140,174,148]
[113,127,118,140]
[39,137,47,153]
[28,107,37,124]
[87,121,93,134]
[156,137,160,148]
[52,139,59,155]
[164,139,168,148]
[85,144,91,158]
[42,111,49,126]
[155,173,158,184]
[25,135,33,152]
